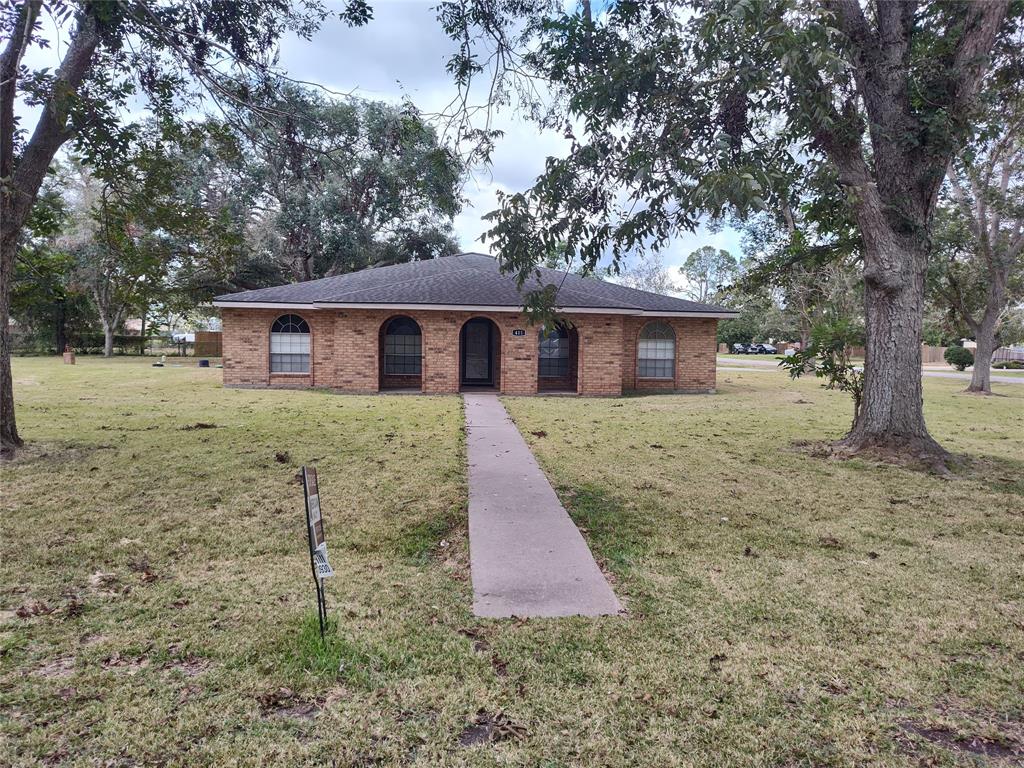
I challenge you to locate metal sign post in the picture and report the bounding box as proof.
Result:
[301,466,335,639]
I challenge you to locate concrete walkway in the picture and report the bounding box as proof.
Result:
[464,393,621,618]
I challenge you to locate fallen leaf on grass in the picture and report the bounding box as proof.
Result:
[63,598,85,619]
[275,451,290,463]
[177,684,203,705]
[529,430,547,438]
[16,601,55,618]
[102,652,150,674]
[818,535,843,549]
[41,747,69,766]
[33,656,76,678]
[491,655,509,677]
[257,687,298,710]
[457,627,490,653]
[458,710,527,747]
[257,687,320,720]
[164,655,210,677]
[180,422,219,431]
[88,572,122,594]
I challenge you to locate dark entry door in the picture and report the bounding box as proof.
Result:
[461,319,494,386]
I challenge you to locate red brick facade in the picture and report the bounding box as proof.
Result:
[221,308,719,396]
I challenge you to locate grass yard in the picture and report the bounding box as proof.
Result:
[2,358,1022,767]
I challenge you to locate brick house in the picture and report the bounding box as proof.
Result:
[213,252,737,396]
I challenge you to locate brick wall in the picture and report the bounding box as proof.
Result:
[575,314,624,396]
[622,316,719,393]
[222,307,717,395]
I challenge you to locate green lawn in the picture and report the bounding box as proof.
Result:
[2,358,1022,766]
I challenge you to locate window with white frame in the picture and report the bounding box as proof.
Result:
[538,325,570,378]
[270,315,310,373]
[383,316,422,375]
[638,322,675,379]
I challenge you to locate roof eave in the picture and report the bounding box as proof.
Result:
[213,299,738,318]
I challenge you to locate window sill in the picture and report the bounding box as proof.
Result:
[270,372,311,377]
[637,376,674,381]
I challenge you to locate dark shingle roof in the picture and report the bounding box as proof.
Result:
[213,252,736,315]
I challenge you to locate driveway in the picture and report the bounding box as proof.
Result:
[717,358,1024,385]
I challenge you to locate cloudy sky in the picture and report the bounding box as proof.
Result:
[275,2,742,276]
[19,1,741,280]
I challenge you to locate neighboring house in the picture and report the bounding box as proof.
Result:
[212,252,738,396]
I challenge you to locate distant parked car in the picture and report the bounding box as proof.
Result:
[731,343,752,354]
[759,343,777,354]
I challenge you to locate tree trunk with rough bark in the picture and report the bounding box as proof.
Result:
[55,298,67,355]
[969,325,994,393]
[0,5,99,453]
[821,155,950,464]
[139,309,147,356]
[102,318,115,358]
[817,0,1009,469]
[0,234,17,451]
[839,229,945,460]
[967,305,1002,394]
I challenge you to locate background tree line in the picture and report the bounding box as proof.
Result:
[3,0,1022,468]
[10,88,464,356]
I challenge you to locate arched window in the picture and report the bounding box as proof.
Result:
[638,322,675,379]
[270,314,310,373]
[538,325,570,378]
[383,316,422,375]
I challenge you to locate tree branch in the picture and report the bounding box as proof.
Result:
[7,8,100,235]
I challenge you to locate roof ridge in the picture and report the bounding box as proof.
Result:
[321,263,490,301]
[213,251,738,315]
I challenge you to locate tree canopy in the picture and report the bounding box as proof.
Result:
[428,0,1017,465]
[222,82,464,283]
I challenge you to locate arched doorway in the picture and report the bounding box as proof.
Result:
[379,316,423,391]
[537,323,579,392]
[459,317,500,389]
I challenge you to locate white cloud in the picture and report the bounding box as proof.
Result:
[18,1,743,262]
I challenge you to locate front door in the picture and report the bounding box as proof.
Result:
[461,319,494,386]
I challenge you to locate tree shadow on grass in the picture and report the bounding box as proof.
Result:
[557,483,650,575]
[954,453,1024,497]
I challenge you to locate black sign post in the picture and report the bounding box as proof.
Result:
[301,466,334,639]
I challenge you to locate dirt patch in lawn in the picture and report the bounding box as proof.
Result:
[257,687,322,720]
[897,719,1022,760]
[458,710,527,747]
[33,655,76,679]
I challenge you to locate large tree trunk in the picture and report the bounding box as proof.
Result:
[139,309,147,356]
[102,319,115,358]
[967,312,999,394]
[0,6,100,453]
[838,219,947,464]
[0,235,17,452]
[55,298,67,355]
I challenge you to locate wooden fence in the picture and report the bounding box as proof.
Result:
[993,346,1024,363]
[193,331,222,357]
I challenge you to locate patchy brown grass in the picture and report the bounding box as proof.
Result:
[1,358,1021,766]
